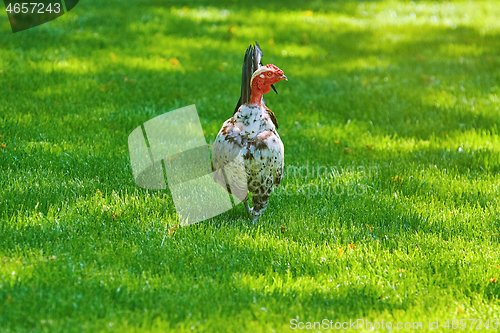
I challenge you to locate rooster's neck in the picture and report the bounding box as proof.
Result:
[249,80,271,106]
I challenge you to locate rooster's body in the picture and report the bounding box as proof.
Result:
[212,43,287,222]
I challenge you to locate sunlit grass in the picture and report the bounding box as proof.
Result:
[1,0,500,332]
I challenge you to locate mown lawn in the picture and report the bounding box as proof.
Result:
[1,0,500,332]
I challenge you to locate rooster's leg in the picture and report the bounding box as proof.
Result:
[244,199,251,218]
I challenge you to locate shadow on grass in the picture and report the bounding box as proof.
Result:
[0,262,407,332]
[1,214,499,331]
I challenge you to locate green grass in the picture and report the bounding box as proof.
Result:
[1,0,500,331]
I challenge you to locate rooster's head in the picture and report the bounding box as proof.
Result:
[249,64,287,104]
[251,64,287,86]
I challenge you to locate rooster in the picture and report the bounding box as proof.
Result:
[212,42,287,222]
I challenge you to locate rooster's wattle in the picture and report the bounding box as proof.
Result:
[212,42,287,222]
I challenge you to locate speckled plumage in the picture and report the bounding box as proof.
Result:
[212,104,284,222]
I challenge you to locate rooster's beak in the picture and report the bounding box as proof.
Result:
[280,75,288,81]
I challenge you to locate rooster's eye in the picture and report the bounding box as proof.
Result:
[267,72,273,77]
